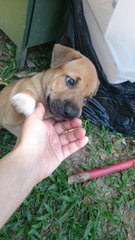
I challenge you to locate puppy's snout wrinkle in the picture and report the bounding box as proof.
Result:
[63,101,80,119]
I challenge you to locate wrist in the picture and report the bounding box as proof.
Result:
[0,147,37,228]
[12,145,38,188]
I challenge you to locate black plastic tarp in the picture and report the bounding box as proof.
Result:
[57,0,135,136]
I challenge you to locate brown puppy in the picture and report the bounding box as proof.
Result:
[0,44,99,136]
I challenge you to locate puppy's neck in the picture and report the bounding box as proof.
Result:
[31,70,53,119]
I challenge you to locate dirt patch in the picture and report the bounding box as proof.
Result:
[122,205,135,239]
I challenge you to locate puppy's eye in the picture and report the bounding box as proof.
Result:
[65,76,75,87]
[84,97,89,103]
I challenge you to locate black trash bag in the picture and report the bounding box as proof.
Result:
[57,0,135,136]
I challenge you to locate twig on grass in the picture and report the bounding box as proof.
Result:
[68,158,135,184]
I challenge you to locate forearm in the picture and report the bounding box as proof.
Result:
[0,148,35,229]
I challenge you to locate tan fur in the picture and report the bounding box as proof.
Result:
[0,44,99,136]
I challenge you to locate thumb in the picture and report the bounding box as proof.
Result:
[34,102,45,120]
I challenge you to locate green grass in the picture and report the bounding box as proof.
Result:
[0,33,135,239]
[1,168,134,240]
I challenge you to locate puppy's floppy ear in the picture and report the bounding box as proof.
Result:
[51,44,82,68]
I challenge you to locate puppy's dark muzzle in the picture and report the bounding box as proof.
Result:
[47,97,81,120]
[63,101,80,119]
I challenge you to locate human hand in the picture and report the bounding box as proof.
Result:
[17,103,88,184]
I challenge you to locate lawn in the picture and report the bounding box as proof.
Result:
[0,30,135,240]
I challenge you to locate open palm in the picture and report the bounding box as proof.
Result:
[18,103,88,182]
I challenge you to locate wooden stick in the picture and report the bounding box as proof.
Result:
[68,159,135,184]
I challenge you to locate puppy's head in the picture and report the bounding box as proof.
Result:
[44,44,99,121]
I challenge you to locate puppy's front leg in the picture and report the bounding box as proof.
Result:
[10,93,36,117]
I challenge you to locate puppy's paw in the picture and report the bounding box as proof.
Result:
[10,93,36,117]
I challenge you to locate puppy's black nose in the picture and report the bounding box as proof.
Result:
[63,102,80,118]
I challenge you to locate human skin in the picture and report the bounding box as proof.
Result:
[0,103,88,228]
